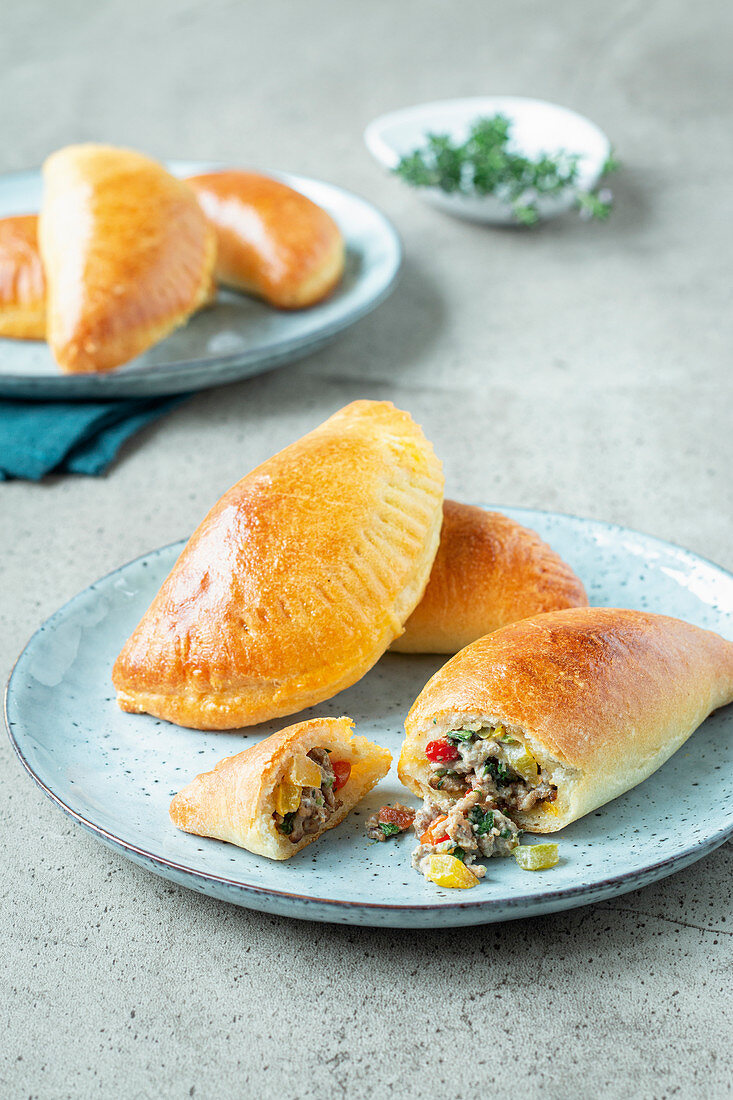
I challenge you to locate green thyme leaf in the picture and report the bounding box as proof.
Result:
[378,822,401,838]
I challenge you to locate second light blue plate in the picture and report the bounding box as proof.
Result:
[0,162,401,399]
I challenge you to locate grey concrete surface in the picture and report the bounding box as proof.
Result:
[2,1,732,1097]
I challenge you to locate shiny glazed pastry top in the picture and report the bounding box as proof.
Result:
[113,400,444,729]
[187,170,345,308]
[392,500,588,653]
[39,143,217,373]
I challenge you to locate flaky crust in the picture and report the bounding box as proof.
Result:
[399,607,733,832]
[169,716,392,859]
[113,400,444,729]
[39,144,217,373]
[0,215,46,339]
[187,170,344,309]
[392,501,588,653]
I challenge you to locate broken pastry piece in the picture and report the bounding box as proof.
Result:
[187,170,344,309]
[399,607,733,833]
[113,400,444,729]
[39,144,216,372]
[0,215,46,339]
[392,501,588,654]
[170,717,391,859]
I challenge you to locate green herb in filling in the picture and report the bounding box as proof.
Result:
[484,759,512,787]
[468,806,495,835]
[278,811,297,835]
[379,822,401,838]
[451,847,467,862]
[446,729,475,743]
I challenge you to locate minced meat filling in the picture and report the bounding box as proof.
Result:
[273,747,340,843]
[366,803,416,841]
[412,789,520,881]
[427,726,557,813]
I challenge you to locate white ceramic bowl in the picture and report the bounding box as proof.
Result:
[364,96,611,224]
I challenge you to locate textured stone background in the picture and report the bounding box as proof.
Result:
[1,2,731,1097]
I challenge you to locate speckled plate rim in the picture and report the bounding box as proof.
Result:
[0,164,402,399]
[5,507,733,926]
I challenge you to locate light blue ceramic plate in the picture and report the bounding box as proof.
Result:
[6,508,733,927]
[0,162,401,399]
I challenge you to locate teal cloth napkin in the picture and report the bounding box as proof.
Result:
[0,396,187,480]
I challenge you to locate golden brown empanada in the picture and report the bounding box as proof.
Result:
[399,607,733,832]
[392,501,588,653]
[187,170,344,309]
[0,215,46,339]
[39,144,217,372]
[113,400,444,729]
[170,716,391,859]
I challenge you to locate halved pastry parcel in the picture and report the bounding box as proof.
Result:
[170,716,391,859]
[392,501,588,653]
[113,400,444,729]
[399,607,733,833]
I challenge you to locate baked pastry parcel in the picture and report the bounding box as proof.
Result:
[187,170,344,309]
[113,400,444,729]
[170,717,391,859]
[39,144,217,373]
[399,607,733,834]
[0,215,46,339]
[392,500,588,653]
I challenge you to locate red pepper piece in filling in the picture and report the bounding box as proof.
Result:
[425,739,459,763]
[378,805,415,831]
[332,760,352,791]
[420,814,450,846]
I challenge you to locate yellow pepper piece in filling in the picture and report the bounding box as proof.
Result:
[274,753,326,815]
[288,754,323,788]
[513,843,559,871]
[501,740,539,783]
[477,723,504,740]
[424,854,479,889]
[273,777,301,816]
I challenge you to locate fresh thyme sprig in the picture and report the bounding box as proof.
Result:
[393,114,618,224]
